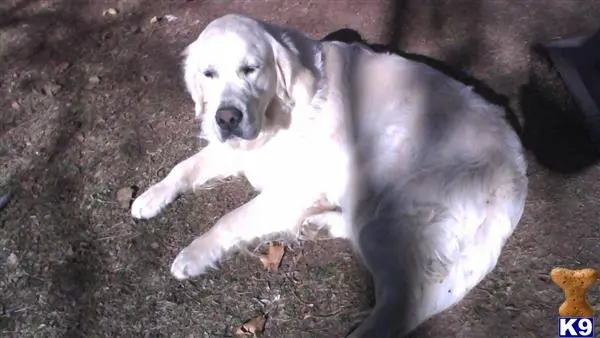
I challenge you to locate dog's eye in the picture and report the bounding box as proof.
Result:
[203,69,216,78]
[240,65,258,75]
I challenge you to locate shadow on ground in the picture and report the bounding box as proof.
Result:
[0,0,193,335]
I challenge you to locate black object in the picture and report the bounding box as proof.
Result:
[0,185,13,211]
[543,29,600,149]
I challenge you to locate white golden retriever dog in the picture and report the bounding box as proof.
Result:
[131,14,528,337]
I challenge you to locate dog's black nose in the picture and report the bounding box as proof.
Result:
[215,107,243,131]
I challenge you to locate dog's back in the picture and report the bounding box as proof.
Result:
[322,41,528,336]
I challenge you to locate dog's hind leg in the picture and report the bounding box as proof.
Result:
[345,186,430,338]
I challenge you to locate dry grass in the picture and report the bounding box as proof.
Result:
[2,1,600,337]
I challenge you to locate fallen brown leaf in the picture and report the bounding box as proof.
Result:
[259,242,285,272]
[116,186,134,209]
[234,314,267,337]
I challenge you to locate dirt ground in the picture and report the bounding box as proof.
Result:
[1,1,600,337]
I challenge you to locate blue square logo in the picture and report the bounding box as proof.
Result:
[558,317,594,337]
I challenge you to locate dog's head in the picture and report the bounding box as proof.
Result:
[183,14,316,144]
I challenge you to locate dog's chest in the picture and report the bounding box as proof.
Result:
[241,123,349,206]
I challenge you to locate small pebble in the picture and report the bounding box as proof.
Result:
[56,61,71,73]
[164,14,178,22]
[75,132,85,142]
[6,253,18,267]
[130,25,141,34]
[103,8,118,16]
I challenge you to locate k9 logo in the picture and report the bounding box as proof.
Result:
[558,317,594,338]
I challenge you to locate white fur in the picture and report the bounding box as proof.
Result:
[130,14,528,336]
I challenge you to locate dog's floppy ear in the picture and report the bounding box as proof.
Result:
[182,42,205,118]
[267,33,317,107]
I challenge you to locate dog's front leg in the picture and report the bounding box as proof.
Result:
[131,144,236,219]
[170,190,315,280]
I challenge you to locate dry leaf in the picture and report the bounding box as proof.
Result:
[116,186,134,209]
[234,314,267,337]
[259,242,285,272]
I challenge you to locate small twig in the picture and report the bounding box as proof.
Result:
[179,286,203,305]
[284,275,314,307]
[0,187,14,211]
[12,306,33,313]
[290,287,314,307]
[310,307,345,318]
[283,274,346,317]
[96,233,137,241]
[20,272,45,282]
[573,246,586,264]
[503,305,519,312]
[252,297,267,308]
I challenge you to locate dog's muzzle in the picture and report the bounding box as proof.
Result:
[215,106,243,140]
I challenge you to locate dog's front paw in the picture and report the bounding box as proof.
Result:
[131,183,177,219]
[300,211,350,240]
[170,240,220,280]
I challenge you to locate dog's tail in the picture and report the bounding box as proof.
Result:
[345,182,424,338]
